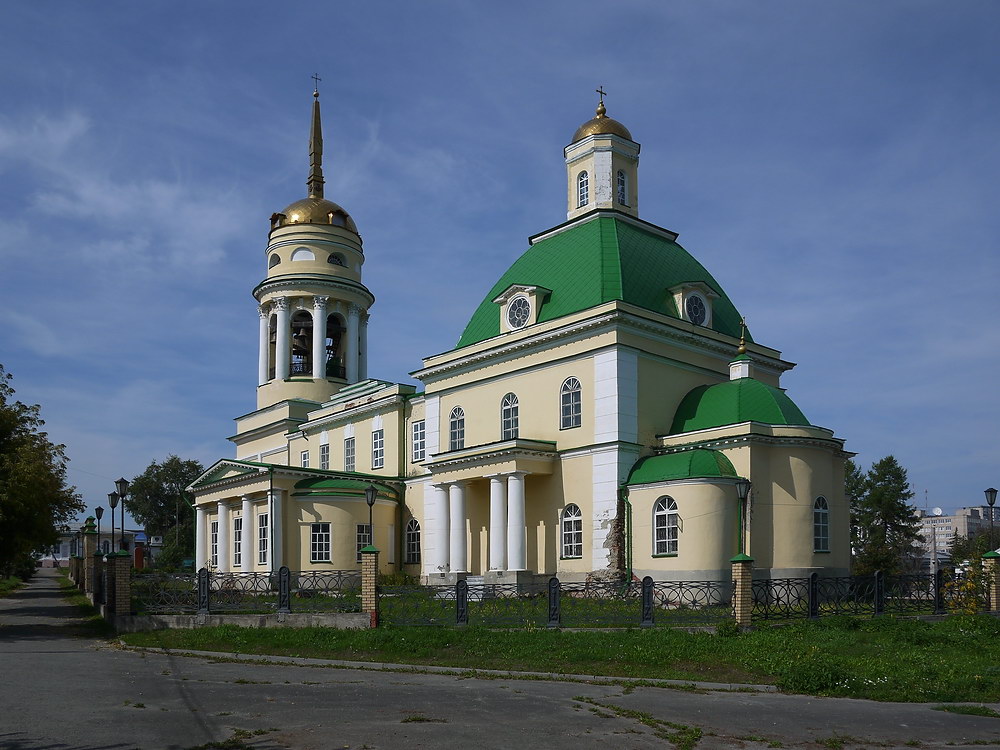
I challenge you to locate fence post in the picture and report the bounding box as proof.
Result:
[197,567,210,615]
[104,555,117,614]
[456,579,469,626]
[83,517,98,594]
[934,568,945,614]
[640,576,655,628]
[983,552,1000,612]
[731,554,754,627]
[93,553,104,605]
[547,577,561,628]
[808,572,819,619]
[277,566,291,614]
[361,546,379,627]
[112,553,132,617]
[874,571,885,616]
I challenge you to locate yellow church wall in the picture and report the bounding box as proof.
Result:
[400,479,427,575]
[550,453,594,577]
[634,354,720,448]
[290,498,396,573]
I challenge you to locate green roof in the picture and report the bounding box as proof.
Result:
[627,449,738,485]
[670,378,810,434]
[293,477,396,498]
[456,215,749,348]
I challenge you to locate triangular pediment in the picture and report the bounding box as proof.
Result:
[188,460,266,490]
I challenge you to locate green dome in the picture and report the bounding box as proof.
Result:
[627,449,738,485]
[456,215,749,348]
[670,378,810,434]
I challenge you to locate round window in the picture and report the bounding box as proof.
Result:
[507,297,531,329]
[685,294,707,326]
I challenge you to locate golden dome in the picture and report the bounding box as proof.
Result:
[273,197,358,233]
[572,100,633,143]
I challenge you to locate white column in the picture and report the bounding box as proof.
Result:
[346,304,360,383]
[449,482,467,573]
[359,312,369,381]
[427,483,450,575]
[241,496,253,572]
[273,297,290,381]
[257,304,269,385]
[216,502,230,573]
[311,296,328,380]
[506,472,527,571]
[268,489,284,573]
[489,476,507,571]
[195,505,208,571]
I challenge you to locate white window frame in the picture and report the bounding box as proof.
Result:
[500,393,519,441]
[210,521,219,567]
[300,449,309,468]
[814,496,830,552]
[577,170,589,207]
[233,517,242,567]
[404,519,421,564]
[356,523,372,563]
[257,513,269,565]
[561,504,583,558]
[412,420,426,462]
[344,437,356,472]
[654,497,678,555]
[449,406,465,451]
[372,429,384,470]
[617,169,628,205]
[319,443,330,470]
[311,522,331,563]
[560,377,582,429]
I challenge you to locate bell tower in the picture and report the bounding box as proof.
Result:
[564,89,640,222]
[254,87,374,409]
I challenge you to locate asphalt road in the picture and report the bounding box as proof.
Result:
[2,569,999,750]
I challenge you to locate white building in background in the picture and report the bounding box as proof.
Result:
[916,506,999,557]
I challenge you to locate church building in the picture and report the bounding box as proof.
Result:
[188,89,851,584]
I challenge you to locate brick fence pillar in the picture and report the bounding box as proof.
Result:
[360,546,379,627]
[983,552,1000,612]
[731,553,754,627]
[82,517,97,594]
[112,553,132,617]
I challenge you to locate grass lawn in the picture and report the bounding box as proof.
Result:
[0,576,26,598]
[120,614,1000,703]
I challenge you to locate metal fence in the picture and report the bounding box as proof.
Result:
[377,576,729,628]
[131,567,361,615]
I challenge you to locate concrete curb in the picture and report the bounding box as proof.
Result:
[123,644,778,692]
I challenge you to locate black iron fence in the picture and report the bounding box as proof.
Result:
[131,567,361,615]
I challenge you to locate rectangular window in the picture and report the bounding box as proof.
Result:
[210,521,219,567]
[411,420,426,462]
[319,443,329,470]
[300,450,309,468]
[344,437,356,472]
[311,522,331,562]
[356,523,372,563]
[233,517,243,567]
[372,429,384,469]
[257,513,269,565]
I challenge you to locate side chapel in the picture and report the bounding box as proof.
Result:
[189,88,851,583]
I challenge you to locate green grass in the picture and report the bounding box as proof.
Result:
[0,576,26,598]
[120,614,1000,702]
[56,572,115,637]
[933,705,1000,718]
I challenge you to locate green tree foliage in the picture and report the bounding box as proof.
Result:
[850,455,922,576]
[126,455,204,570]
[0,364,83,578]
[951,527,1000,564]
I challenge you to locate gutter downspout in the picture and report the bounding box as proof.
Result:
[620,487,633,581]
[268,467,275,573]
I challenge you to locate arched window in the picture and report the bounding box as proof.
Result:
[101,540,110,554]
[653,497,679,555]
[814,497,830,552]
[560,377,582,429]
[290,247,315,262]
[501,393,519,440]
[617,170,628,205]
[327,253,346,266]
[405,519,421,564]
[577,171,589,207]
[561,504,583,558]
[268,253,280,268]
[290,310,313,376]
[449,406,465,451]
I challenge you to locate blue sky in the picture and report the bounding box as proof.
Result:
[1,2,998,523]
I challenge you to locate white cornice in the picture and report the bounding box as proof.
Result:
[527,210,677,246]
[661,430,852,458]
[295,394,407,435]
[254,275,375,306]
[627,476,742,492]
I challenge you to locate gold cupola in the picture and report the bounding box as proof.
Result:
[572,98,633,143]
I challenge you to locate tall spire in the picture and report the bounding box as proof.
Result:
[307,79,324,199]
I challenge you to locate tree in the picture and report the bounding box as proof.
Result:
[951,528,1000,564]
[126,455,204,570]
[850,455,922,576]
[0,364,83,578]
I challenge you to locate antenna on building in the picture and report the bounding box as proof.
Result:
[932,507,943,517]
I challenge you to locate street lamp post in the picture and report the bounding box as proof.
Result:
[115,477,130,551]
[95,507,104,555]
[365,484,377,551]
[986,487,998,551]
[107,491,119,553]
[735,478,752,557]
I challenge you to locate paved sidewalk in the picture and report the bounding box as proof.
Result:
[2,569,1000,749]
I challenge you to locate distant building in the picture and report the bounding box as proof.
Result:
[915,506,999,557]
[42,527,142,567]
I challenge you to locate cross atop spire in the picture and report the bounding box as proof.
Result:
[595,85,607,118]
[737,317,747,355]
[596,85,607,104]
[307,84,325,199]
[311,73,322,94]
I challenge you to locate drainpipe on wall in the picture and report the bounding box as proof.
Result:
[619,487,633,581]
[268,466,275,573]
